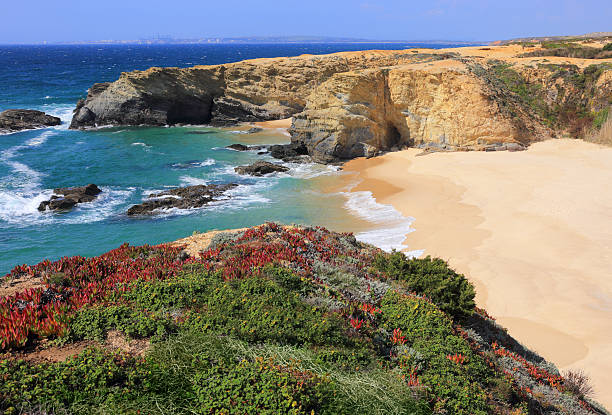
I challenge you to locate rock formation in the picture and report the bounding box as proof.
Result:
[127,184,237,215]
[71,44,612,162]
[226,144,250,151]
[234,161,289,176]
[268,143,310,162]
[38,184,102,212]
[0,109,61,134]
[225,143,266,151]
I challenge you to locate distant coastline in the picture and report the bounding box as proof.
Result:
[0,36,487,46]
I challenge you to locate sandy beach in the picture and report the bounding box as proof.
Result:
[343,139,612,407]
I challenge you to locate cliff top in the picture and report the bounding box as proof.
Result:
[120,43,612,81]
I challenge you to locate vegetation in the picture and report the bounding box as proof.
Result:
[0,224,605,414]
[373,252,475,320]
[520,40,612,59]
[476,60,612,139]
[593,107,610,130]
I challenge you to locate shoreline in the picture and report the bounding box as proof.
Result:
[342,139,612,408]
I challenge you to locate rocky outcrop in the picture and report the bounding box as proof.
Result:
[268,143,310,162]
[38,184,102,212]
[225,143,265,151]
[71,46,612,162]
[69,51,443,130]
[234,161,289,176]
[226,144,249,151]
[127,184,237,215]
[0,110,61,134]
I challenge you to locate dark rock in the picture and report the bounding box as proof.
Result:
[269,142,309,162]
[226,143,267,152]
[127,184,237,215]
[54,184,102,201]
[226,143,249,151]
[0,109,61,134]
[38,184,102,212]
[234,161,289,176]
[246,127,263,134]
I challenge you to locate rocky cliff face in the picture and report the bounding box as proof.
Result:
[71,46,612,162]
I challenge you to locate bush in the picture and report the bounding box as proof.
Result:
[374,252,475,320]
[379,290,492,415]
[68,305,175,342]
[182,271,352,347]
[0,348,147,414]
[603,43,612,52]
[563,369,594,399]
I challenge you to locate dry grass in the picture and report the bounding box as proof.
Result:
[586,106,612,145]
[563,369,595,399]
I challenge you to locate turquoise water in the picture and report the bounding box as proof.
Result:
[0,43,459,274]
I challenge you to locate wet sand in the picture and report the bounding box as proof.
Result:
[343,139,612,407]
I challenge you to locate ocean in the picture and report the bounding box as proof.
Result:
[0,43,458,274]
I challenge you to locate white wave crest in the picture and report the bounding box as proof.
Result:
[39,104,74,129]
[277,161,340,180]
[342,189,416,253]
[179,176,210,186]
[0,190,53,224]
[0,131,57,191]
[0,187,133,227]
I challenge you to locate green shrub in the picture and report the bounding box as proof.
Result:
[379,291,492,415]
[593,107,610,129]
[68,305,175,342]
[374,252,475,320]
[182,272,352,347]
[603,43,612,52]
[0,348,147,414]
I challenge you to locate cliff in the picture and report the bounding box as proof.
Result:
[1,224,608,414]
[71,42,612,162]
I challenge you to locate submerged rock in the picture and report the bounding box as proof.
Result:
[127,184,237,215]
[226,143,266,152]
[226,143,249,151]
[38,184,102,212]
[234,161,289,176]
[0,109,61,134]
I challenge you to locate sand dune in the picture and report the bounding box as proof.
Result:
[343,139,612,407]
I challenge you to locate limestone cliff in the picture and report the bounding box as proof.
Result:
[71,44,612,162]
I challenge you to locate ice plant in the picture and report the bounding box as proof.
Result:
[391,328,407,345]
[349,317,363,330]
[446,353,466,365]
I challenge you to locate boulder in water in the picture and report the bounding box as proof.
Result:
[0,109,61,134]
[38,184,102,212]
[269,142,309,162]
[127,184,237,215]
[234,161,289,176]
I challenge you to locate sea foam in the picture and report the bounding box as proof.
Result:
[342,189,420,255]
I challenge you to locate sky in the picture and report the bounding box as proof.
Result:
[0,0,610,44]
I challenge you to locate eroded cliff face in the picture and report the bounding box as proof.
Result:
[290,61,534,162]
[71,46,612,162]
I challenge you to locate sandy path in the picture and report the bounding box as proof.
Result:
[343,139,612,408]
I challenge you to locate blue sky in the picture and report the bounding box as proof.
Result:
[0,0,609,43]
